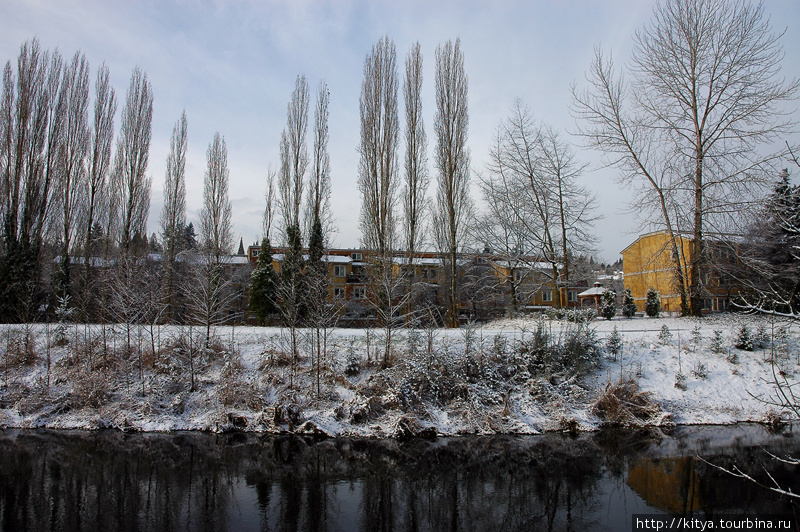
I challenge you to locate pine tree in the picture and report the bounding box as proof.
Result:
[183,223,197,250]
[606,325,623,360]
[600,289,616,320]
[249,238,278,324]
[645,287,661,318]
[622,288,638,318]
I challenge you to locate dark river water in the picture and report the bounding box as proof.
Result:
[0,425,798,531]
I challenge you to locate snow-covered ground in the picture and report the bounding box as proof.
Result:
[0,313,797,437]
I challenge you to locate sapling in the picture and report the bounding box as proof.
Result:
[735,324,754,351]
[606,326,623,361]
[658,324,673,345]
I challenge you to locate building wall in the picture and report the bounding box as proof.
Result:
[622,232,692,313]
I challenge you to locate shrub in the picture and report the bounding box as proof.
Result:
[2,329,38,368]
[645,287,661,317]
[674,372,687,390]
[691,362,708,380]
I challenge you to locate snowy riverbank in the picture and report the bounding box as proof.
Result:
[0,314,797,437]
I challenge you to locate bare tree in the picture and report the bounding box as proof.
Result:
[573,0,799,316]
[262,166,276,241]
[358,35,399,258]
[473,177,537,315]
[0,39,65,321]
[81,63,116,319]
[433,38,472,328]
[111,66,153,256]
[277,75,310,380]
[307,81,332,241]
[278,75,309,236]
[358,35,401,363]
[55,51,91,300]
[200,132,233,260]
[160,111,187,322]
[402,41,429,317]
[482,103,597,309]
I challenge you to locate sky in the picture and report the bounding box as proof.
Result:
[2,0,799,263]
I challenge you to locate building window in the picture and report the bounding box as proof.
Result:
[351,252,362,261]
[353,286,366,299]
[568,291,577,302]
[333,287,345,299]
[542,290,553,302]
[334,265,346,277]
[251,249,259,257]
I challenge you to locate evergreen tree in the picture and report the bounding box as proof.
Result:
[645,287,661,318]
[622,288,638,318]
[742,169,800,314]
[183,223,197,250]
[249,238,278,324]
[281,224,307,322]
[600,289,616,320]
[606,325,623,360]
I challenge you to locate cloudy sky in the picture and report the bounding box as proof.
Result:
[3,0,799,263]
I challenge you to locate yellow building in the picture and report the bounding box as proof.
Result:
[621,231,692,313]
[622,231,740,314]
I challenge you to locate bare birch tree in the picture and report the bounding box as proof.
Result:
[160,111,187,321]
[403,41,429,317]
[573,0,799,316]
[433,38,471,328]
[111,66,153,256]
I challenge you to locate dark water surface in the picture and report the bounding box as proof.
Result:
[0,425,798,531]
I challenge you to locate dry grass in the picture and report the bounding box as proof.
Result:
[593,378,668,427]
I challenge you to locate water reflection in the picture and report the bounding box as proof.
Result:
[0,426,797,531]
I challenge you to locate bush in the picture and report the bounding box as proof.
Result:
[691,362,708,380]
[645,288,661,317]
[2,329,38,368]
[545,308,596,323]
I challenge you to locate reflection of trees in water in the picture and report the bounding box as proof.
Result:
[0,428,797,531]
